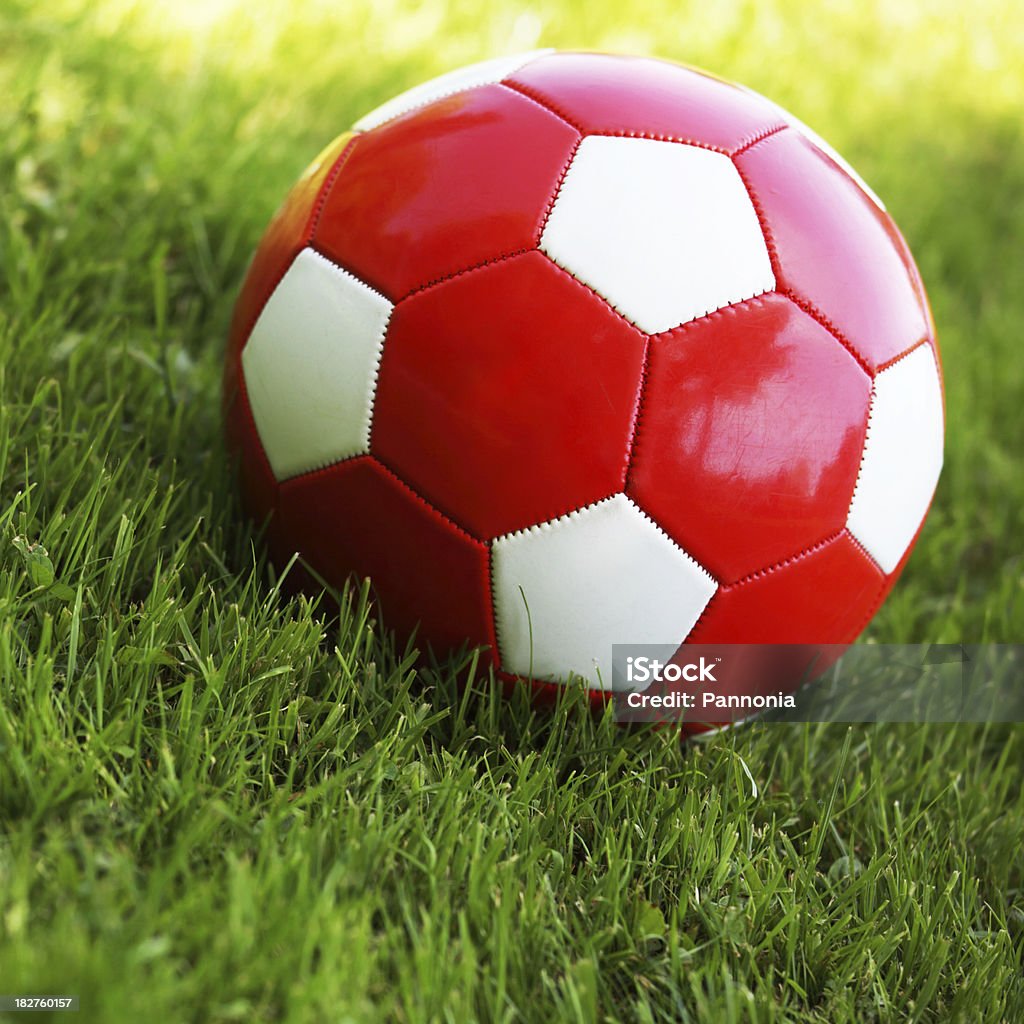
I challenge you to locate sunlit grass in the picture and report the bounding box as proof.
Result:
[1,0,1022,1020]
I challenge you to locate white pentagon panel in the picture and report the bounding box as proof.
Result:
[539,136,775,334]
[352,50,553,131]
[492,493,718,689]
[241,247,392,481]
[846,344,944,573]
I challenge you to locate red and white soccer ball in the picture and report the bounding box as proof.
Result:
[224,51,943,702]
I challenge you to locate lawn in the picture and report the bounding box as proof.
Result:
[1,0,1022,1021]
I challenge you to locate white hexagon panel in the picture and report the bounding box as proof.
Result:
[846,343,944,573]
[540,135,775,334]
[241,247,393,481]
[492,493,718,689]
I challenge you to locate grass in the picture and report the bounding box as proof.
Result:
[1,0,1022,1020]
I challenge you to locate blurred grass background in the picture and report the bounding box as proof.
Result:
[1,0,1022,1021]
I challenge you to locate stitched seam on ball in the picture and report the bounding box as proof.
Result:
[647,291,776,342]
[546,249,775,333]
[845,528,885,577]
[464,539,503,673]
[875,335,931,374]
[730,122,789,157]
[486,543,507,674]
[846,380,876,529]
[308,133,360,240]
[585,130,729,153]
[535,135,583,245]
[537,254,661,340]
[735,151,883,379]
[724,530,847,590]
[681,588,722,642]
[508,488,628,548]
[303,243,391,300]
[369,455,487,546]
[297,246,394,461]
[399,247,533,301]
[499,79,585,131]
[364,322,391,455]
[587,129,729,155]
[781,289,873,378]
[496,80,585,134]
[493,492,616,544]
[622,337,652,492]
[373,406,637,543]
[732,160,780,280]
[367,452,487,545]
[279,449,368,484]
[287,453,497,656]
[497,494,717,588]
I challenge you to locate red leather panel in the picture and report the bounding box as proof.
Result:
[629,293,871,582]
[312,85,579,299]
[372,251,646,539]
[736,129,932,372]
[505,52,783,152]
[687,531,885,643]
[278,456,496,660]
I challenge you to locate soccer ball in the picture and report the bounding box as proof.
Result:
[224,51,943,700]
